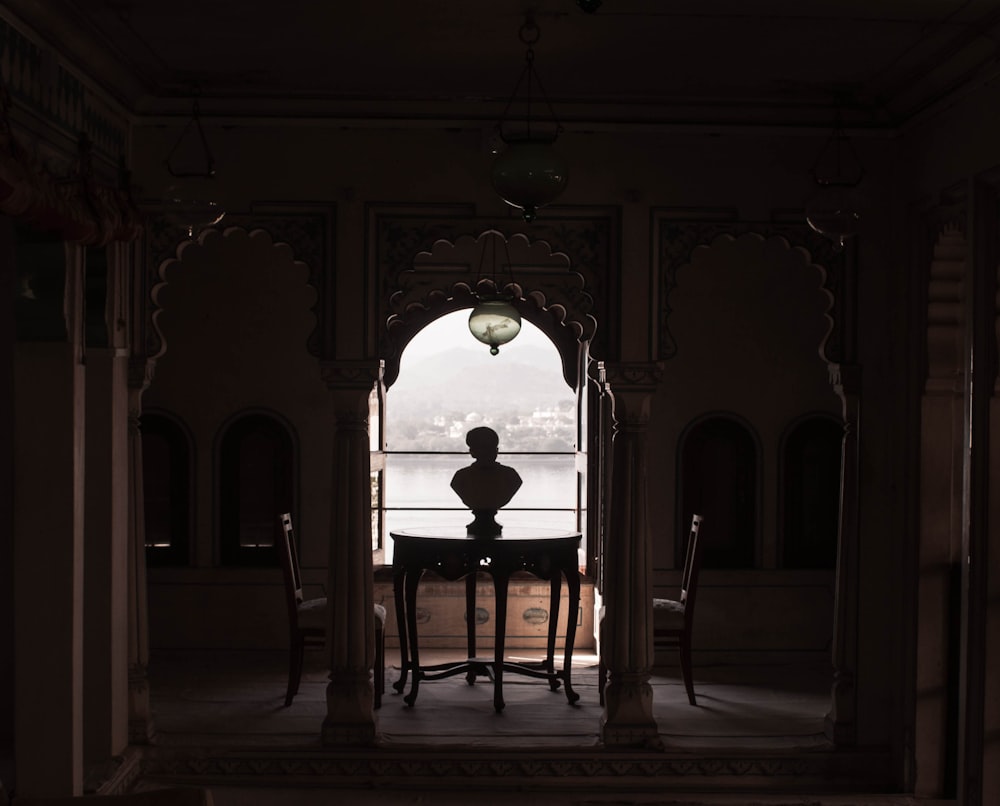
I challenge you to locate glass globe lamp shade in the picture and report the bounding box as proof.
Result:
[162,181,225,238]
[468,299,522,355]
[491,139,568,222]
[805,185,860,251]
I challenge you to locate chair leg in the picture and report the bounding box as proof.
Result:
[679,633,696,706]
[285,634,304,707]
[597,657,606,706]
[374,622,385,710]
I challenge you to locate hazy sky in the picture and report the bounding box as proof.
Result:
[399,309,559,368]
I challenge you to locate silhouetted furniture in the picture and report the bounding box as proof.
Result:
[390,526,582,712]
[278,513,385,708]
[12,787,213,806]
[598,513,704,706]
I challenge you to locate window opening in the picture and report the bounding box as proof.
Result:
[781,416,842,569]
[219,413,294,566]
[679,416,757,569]
[375,311,581,565]
[141,411,191,566]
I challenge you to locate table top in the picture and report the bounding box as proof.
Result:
[390,526,581,543]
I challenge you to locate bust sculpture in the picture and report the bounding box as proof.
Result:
[450,426,523,536]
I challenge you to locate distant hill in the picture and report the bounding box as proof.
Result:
[389,344,573,418]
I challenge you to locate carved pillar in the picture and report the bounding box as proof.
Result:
[82,243,130,780]
[959,177,997,806]
[914,223,966,796]
[320,360,380,745]
[825,361,861,745]
[599,361,663,748]
[125,358,155,743]
[984,207,1000,806]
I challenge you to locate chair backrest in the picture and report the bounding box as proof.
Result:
[679,514,704,619]
[277,512,304,621]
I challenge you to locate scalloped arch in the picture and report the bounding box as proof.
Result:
[148,225,316,362]
[657,222,845,365]
[383,229,597,389]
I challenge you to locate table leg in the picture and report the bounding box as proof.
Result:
[562,567,581,705]
[465,573,477,684]
[492,572,509,713]
[403,568,423,706]
[546,573,561,691]
[392,566,408,694]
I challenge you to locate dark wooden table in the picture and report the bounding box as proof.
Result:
[390,526,583,712]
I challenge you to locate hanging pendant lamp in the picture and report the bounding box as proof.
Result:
[162,96,225,238]
[805,114,863,251]
[490,16,568,223]
[467,230,522,355]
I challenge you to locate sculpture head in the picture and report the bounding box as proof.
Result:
[466,426,499,462]
[451,426,522,536]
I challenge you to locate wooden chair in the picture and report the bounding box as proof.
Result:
[598,513,705,705]
[653,513,704,705]
[277,513,385,708]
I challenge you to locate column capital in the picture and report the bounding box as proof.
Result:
[828,362,861,397]
[600,360,665,392]
[320,359,383,391]
[600,361,665,430]
[127,357,155,394]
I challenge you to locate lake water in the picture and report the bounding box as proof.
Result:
[380,453,583,563]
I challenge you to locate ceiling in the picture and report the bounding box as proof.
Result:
[8,0,1000,132]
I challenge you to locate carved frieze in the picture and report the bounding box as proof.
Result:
[136,745,892,789]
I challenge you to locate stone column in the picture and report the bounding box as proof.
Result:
[320,360,380,745]
[599,361,663,748]
[959,177,997,806]
[14,244,86,796]
[82,244,131,781]
[825,361,861,746]
[913,223,966,795]
[984,251,1000,806]
[125,358,155,743]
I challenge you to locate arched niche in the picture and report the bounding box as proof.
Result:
[676,412,761,569]
[652,214,857,744]
[143,207,334,361]
[148,226,317,364]
[653,214,851,366]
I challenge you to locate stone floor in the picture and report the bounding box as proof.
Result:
[136,648,905,804]
[147,647,832,751]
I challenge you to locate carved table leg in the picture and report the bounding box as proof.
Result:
[493,572,510,713]
[562,566,581,705]
[403,568,423,706]
[392,565,409,694]
[547,572,562,691]
[465,573,478,685]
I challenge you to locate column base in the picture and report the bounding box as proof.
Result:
[127,665,155,744]
[824,672,856,745]
[600,675,662,749]
[322,670,377,746]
